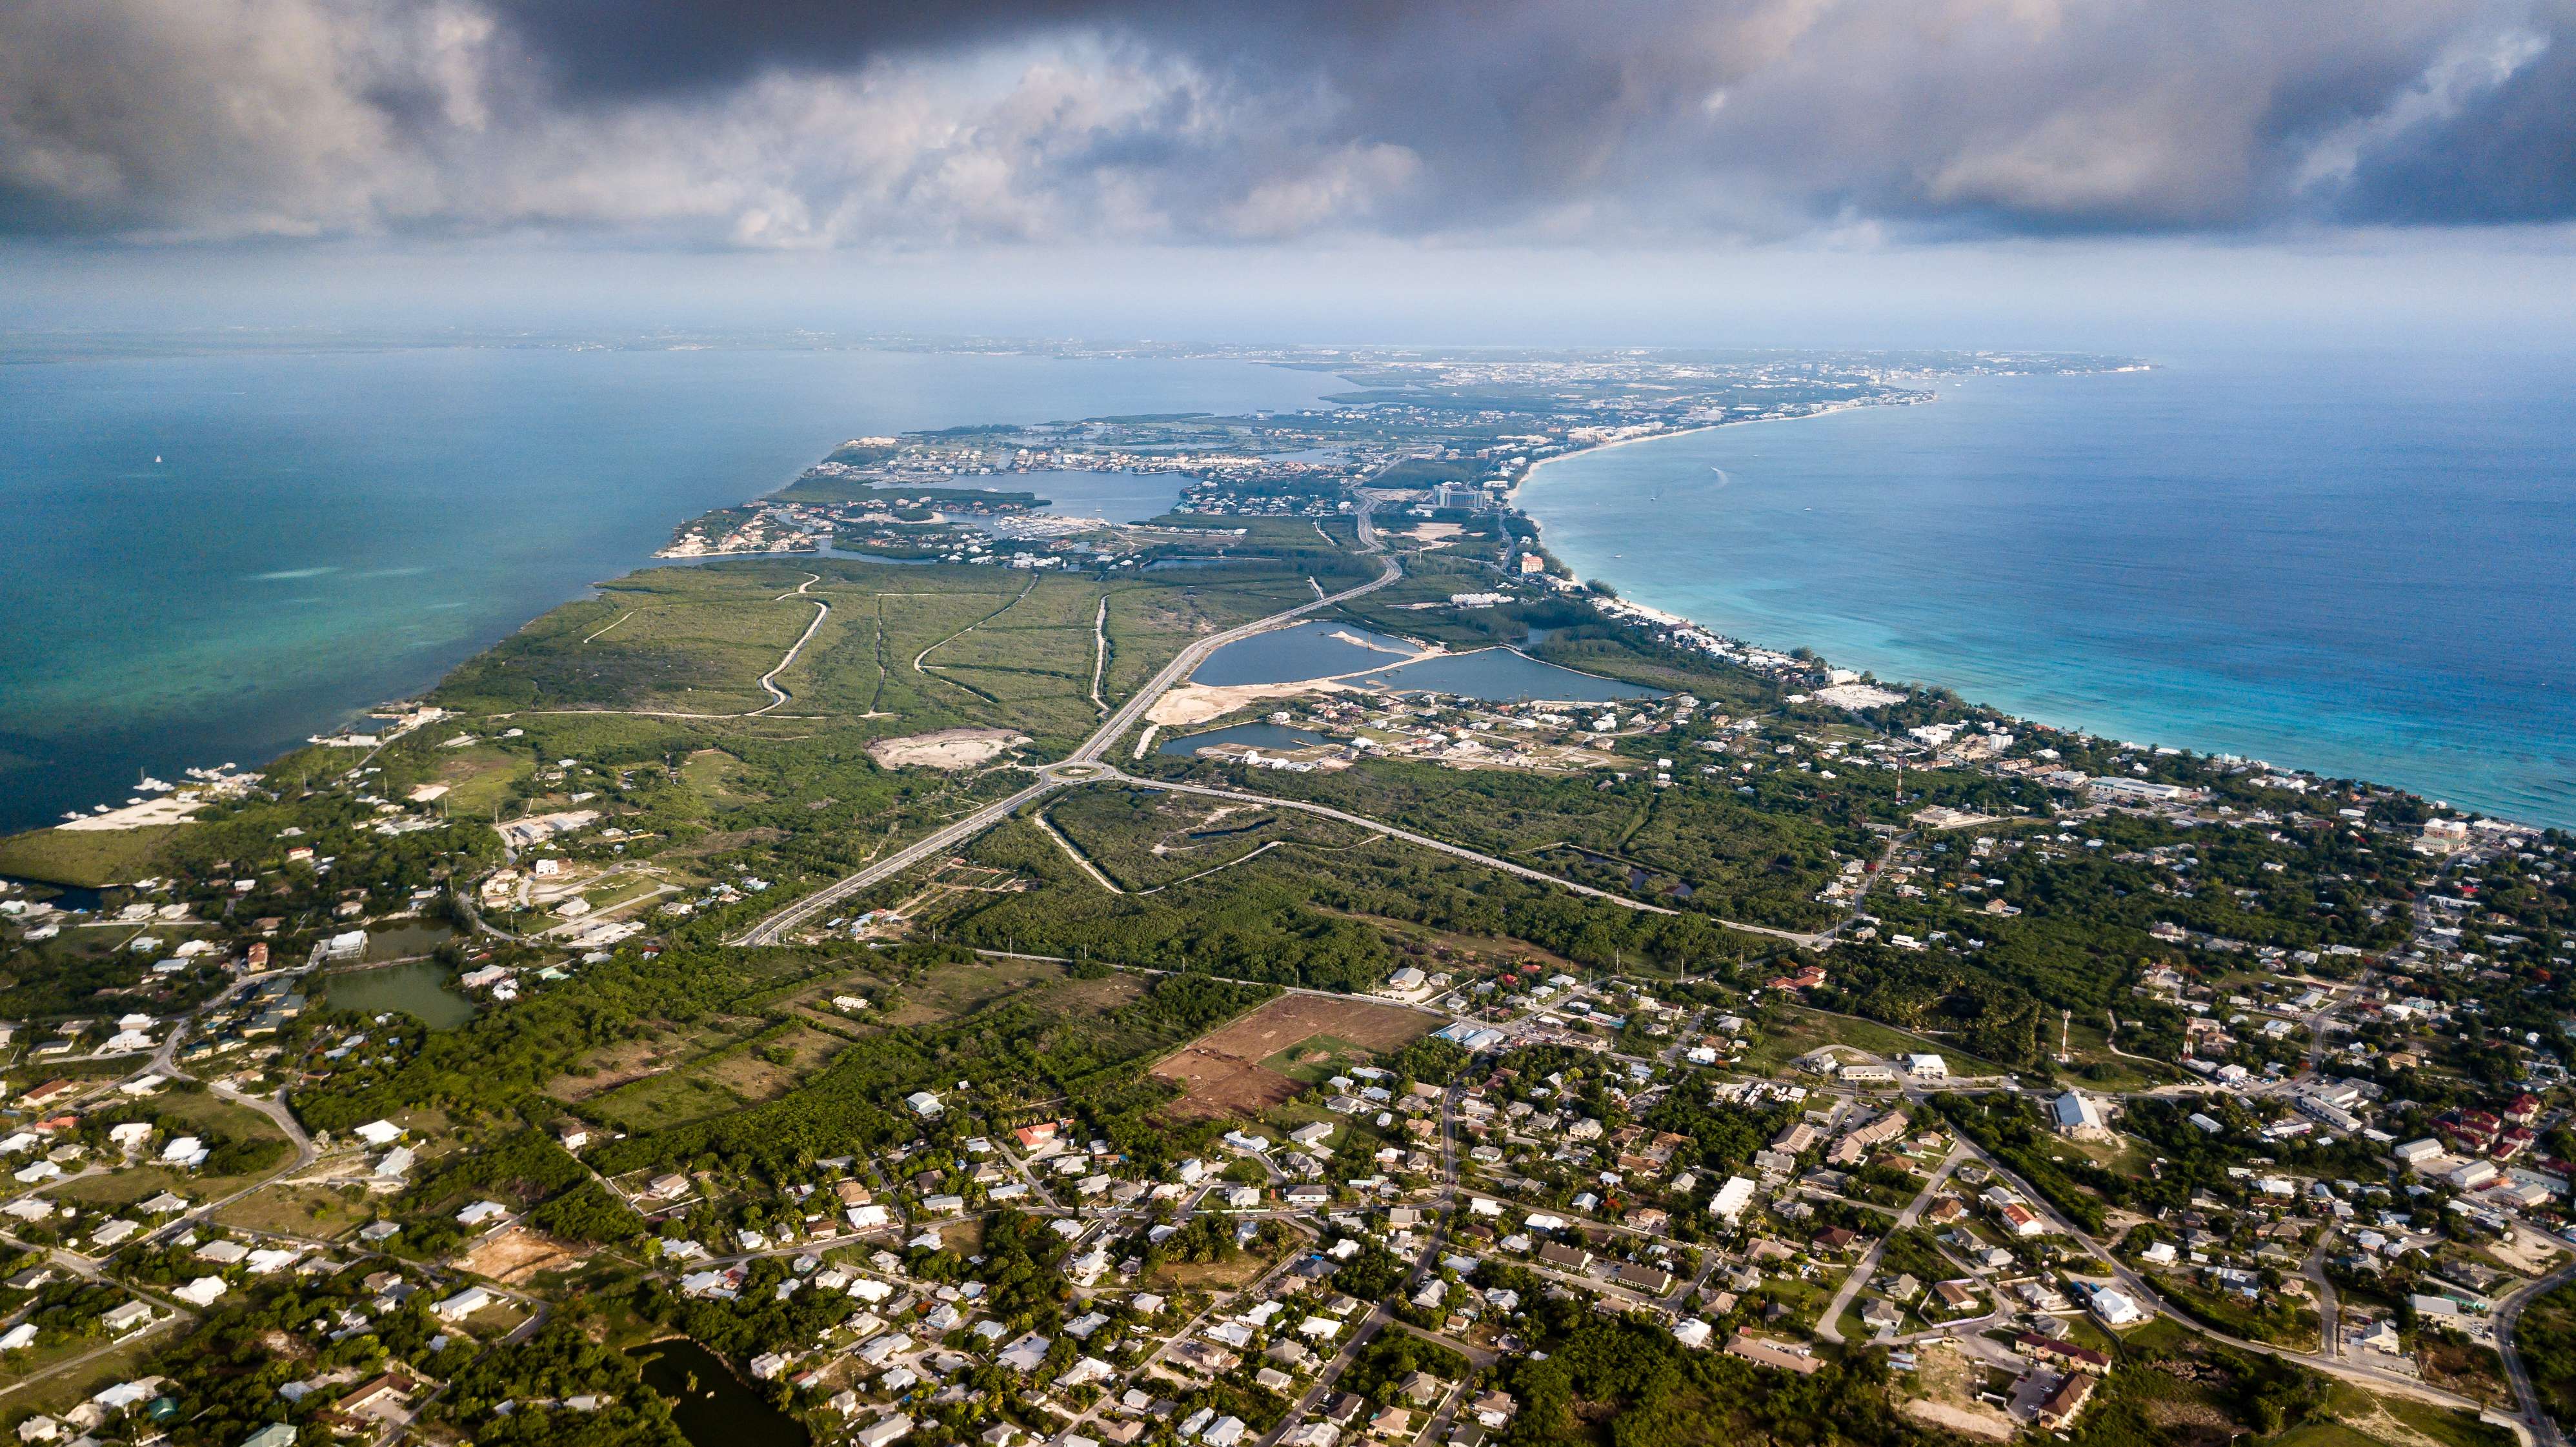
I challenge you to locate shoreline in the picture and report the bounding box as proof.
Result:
[1507,393,1913,507]
[1505,381,2555,832]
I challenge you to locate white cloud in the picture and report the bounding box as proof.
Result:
[0,0,2568,246]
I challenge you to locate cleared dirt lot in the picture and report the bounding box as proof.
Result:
[867,727,1029,770]
[454,1225,588,1285]
[1151,993,1433,1120]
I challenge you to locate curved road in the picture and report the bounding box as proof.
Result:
[732,503,1402,945]
[732,495,1844,949]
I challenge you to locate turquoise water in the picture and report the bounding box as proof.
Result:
[1518,350,2576,825]
[1190,620,1422,686]
[1351,647,1664,703]
[0,348,1335,833]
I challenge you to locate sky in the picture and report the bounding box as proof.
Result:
[5,0,2575,347]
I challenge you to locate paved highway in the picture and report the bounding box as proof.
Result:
[734,501,1401,945]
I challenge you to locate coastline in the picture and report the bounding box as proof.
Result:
[1505,378,2557,831]
[1506,393,1915,508]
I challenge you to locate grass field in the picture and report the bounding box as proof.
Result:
[0,824,179,888]
[213,1182,372,1240]
[1738,1006,2009,1078]
[1043,787,1376,892]
[428,558,1335,762]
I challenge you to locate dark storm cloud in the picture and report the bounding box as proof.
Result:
[1,0,2570,246]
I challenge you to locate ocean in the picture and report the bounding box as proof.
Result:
[1516,349,2576,827]
[0,347,1336,835]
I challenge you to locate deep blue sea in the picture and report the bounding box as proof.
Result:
[0,347,1335,834]
[1518,350,2576,827]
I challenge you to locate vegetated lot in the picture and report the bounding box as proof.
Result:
[1154,749,1862,931]
[1150,991,1431,1119]
[0,823,183,889]
[1043,787,1378,891]
[212,1182,372,1240]
[432,558,1320,753]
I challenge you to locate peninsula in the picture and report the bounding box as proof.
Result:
[0,345,2570,1447]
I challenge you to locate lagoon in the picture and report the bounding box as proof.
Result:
[1189,620,1422,687]
[630,1339,809,1447]
[1351,647,1664,703]
[319,959,474,1029]
[1159,722,1329,756]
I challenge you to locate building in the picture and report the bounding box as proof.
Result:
[2037,1372,2097,1428]
[431,1286,493,1321]
[1708,1175,1757,1224]
[2051,1090,2108,1138]
[1903,1054,1948,1080]
[2395,1138,2445,1168]
[1725,1333,1822,1375]
[2090,1288,2146,1327]
[856,1415,914,1447]
[2016,1335,2110,1372]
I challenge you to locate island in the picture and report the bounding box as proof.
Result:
[0,344,2567,1447]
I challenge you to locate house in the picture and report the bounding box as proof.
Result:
[1614,1261,1673,1294]
[1536,1242,1591,1272]
[905,1091,943,1117]
[2090,1288,2146,1327]
[2017,1335,2111,1372]
[856,1415,915,1447]
[431,1285,494,1321]
[1725,1332,1822,1375]
[174,1277,228,1308]
[2037,1372,2097,1428]
[1904,1053,1948,1079]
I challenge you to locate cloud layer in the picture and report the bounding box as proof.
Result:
[3,0,2571,247]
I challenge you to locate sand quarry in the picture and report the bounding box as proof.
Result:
[867,728,1031,771]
